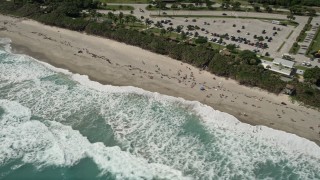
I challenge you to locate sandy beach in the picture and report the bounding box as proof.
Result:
[0,14,319,145]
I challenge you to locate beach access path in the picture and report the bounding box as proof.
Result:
[0,14,319,144]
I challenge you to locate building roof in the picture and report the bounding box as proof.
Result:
[273,58,295,69]
[296,69,305,75]
[261,60,293,76]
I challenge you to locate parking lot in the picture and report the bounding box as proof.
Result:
[98,4,320,66]
[152,17,294,56]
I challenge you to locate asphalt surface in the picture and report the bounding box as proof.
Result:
[98,3,320,67]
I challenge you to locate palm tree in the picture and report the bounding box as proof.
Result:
[130,16,137,25]
[145,18,151,27]
[88,9,97,21]
[125,16,130,24]
[107,12,115,20]
[160,28,166,36]
[155,0,162,16]
[119,12,124,24]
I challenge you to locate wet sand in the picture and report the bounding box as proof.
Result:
[0,14,319,145]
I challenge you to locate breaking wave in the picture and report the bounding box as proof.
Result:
[0,37,319,179]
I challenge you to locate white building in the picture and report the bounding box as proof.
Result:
[261,58,295,76]
[272,20,280,25]
[296,69,305,75]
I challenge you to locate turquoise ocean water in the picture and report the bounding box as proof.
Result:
[0,37,320,179]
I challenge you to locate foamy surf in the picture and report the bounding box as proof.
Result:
[0,100,188,179]
[0,37,320,179]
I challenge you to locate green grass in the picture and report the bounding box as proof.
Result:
[99,5,134,10]
[261,56,274,61]
[306,23,312,31]
[215,0,250,5]
[190,40,226,50]
[147,3,291,16]
[144,27,161,34]
[277,41,286,52]
[295,65,309,71]
[146,5,213,11]
[147,6,290,15]
[280,20,299,27]
[298,32,307,42]
[151,14,293,22]
[307,27,320,55]
[144,28,180,39]
[98,0,148,4]
[286,30,294,39]
[144,28,225,50]
[210,42,225,50]
[166,32,180,39]
[289,43,300,54]
[127,22,147,30]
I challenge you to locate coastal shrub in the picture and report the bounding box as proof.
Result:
[195,36,208,44]
[0,2,16,14]
[36,13,88,31]
[1,0,320,109]
[249,0,320,7]
[293,83,320,108]
[304,67,320,86]
[14,3,40,17]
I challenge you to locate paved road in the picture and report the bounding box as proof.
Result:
[99,3,320,67]
[294,16,320,67]
[297,17,320,55]
[102,3,290,18]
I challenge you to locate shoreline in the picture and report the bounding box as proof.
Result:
[1,14,320,145]
[12,42,253,124]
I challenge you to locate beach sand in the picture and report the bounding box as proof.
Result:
[0,14,319,145]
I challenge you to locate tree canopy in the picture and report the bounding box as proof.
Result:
[1,0,320,109]
[304,66,320,86]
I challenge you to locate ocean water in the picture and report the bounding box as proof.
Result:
[0,37,319,180]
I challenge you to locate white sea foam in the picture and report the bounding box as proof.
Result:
[0,37,12,53]
[0,100,188,179]
[47,54,320,158]
[1,37,320,179]
[40,50,320,179]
